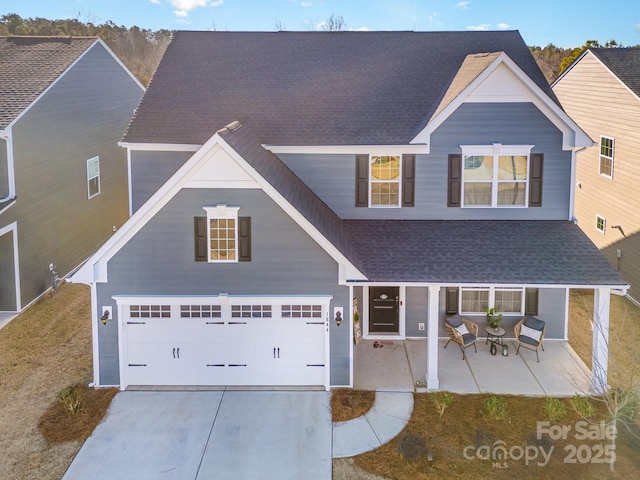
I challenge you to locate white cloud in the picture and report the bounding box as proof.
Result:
[149,0,162,4]
[635,23,640,32]
[349,26,370,31]
[167,0,223,19]
[301,1,312,6]
[466,23,510,31]
[456,2,470,10]
[466,23,490,31]
[173,9,188,17]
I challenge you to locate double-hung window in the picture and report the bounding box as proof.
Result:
[86,156,100,199]
[599,136,614,178]
[461,144,533,207]
[460,286,524,315]
[370,155,401,207]
[203,204,240,262]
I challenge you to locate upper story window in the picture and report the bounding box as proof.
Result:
[370,155,401,207]
[355,154,415,208]
[596,215,606,234]
[203,204,240,262]
[599,136,614,179]
[460,145,533,208]
[87,156,100,199]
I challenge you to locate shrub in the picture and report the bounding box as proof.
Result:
[57,384,84,416]
[543,397,567,423]
[484,395,509,421]
[430,392,453,416]
[570,395,596,419]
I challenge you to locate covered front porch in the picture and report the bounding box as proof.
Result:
[353,338,592,396]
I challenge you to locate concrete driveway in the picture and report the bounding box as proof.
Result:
[62,390,332,480]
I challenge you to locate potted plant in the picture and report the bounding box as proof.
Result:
[485,307,503,331]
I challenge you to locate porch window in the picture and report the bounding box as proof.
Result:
[460,288,489,314]
[461,144,533,207]
[599,136,614,178]
[460,287,524,315]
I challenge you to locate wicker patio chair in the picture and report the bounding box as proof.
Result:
[444,314,478,360]
[514,316,546,362]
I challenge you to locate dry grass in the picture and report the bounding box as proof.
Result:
[38,384,118,445]
[348,290,640,479]
[332,389,376,422]
[0,282,94,480]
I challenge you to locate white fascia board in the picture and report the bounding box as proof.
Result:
[412,52,593,151]
[119,142,202,152]
[346,280,629,290]
[218,136,367,282]
[94,38,145,92]
[264,144,430,155]
[70,130,367,284]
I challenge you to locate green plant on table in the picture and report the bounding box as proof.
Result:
[485,307,503,329]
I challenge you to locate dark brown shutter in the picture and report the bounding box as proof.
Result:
[238,217,251,262]
[529,153,544,207]
[194,217,207,262]
[402,154,415,207]
[525,288,539,316]
[448,154,462,207]
[445,287,459,315]
[355,154,369,207]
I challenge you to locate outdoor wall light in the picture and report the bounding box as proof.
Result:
[334,307,343,327]
[101,310,110,325]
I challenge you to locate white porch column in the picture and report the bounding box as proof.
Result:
[426,285,441,389]
[591,287,611,394]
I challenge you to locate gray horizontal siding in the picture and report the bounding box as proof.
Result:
[5,42,143,309]
[130,150,194,213]
[0,138,8,199]
[0,230,17,310]
[279,103,570,220]
[96,188,350,386]
[405,286,428,337]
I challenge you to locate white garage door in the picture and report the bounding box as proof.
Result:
[115,296,331,390]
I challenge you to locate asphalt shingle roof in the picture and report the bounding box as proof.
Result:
[124,30,557,146]
[0,36,97,130]
[344,219,627,285]
[590,47,640,98]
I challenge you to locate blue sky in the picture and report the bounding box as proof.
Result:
[4,0,640,47]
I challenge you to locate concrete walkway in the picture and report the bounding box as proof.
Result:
[332,391,414,458]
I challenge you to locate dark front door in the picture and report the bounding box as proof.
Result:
[369,286,399,334]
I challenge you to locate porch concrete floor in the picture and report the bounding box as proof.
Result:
[353,338,592,397]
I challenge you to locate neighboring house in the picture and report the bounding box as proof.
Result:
[0,36,145,314]
[71,31,626,392]
[552,48,640,304]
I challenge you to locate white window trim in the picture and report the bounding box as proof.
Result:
[86,156,100,199]
[599,136,614,179]
[460,286,525,315]
[368,154,402,208]
[203,204,240,263]
[595,214,606,234]
[460,144,534,208]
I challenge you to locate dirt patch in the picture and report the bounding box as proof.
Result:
[332,389,376,422]
[38,385,118,445]
[0,282,95,480]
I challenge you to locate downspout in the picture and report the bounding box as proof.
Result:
[0,127,16,203]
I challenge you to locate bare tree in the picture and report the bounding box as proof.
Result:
[320,14,347,32]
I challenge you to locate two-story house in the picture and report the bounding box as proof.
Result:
[0,36,144,318]
[71,31,626,392]
[552,47,640,304]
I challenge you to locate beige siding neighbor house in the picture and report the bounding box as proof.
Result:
[553,48,640,304]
